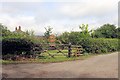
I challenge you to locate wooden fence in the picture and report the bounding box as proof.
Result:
[34,43,84,58]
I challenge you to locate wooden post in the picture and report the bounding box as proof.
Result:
[68,43,72,57]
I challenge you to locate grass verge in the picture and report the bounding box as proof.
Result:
[1,51,118,64]
[1,54,91,64]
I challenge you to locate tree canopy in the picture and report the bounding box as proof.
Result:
[44,26,53,38]
[93,24,117,38]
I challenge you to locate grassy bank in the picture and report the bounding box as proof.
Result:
[1,51,118,64]
[1,54,92,64]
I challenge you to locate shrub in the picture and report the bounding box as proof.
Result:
[78,38,119,53]
[2,38,43,60]
[2,38,34,57]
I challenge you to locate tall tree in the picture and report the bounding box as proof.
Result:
[44,26,53,38]
[79,24,91,38]
[94,24,117,38]
[0,23,12,39]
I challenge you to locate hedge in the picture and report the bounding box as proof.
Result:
[78,38,119,53]
[2,38,43,60]
[2,38,34,55]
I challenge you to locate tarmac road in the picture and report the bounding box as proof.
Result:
[2,52,118,78]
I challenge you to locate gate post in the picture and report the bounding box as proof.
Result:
[68,43,72,57]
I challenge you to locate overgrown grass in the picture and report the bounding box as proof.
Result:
[1,51,118,64]
[1,53,92,64]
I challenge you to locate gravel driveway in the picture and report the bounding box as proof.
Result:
[2,52,118,78]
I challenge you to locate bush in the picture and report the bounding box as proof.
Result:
[2,38,34,56]
[78,38,119,53]
[2,38,43,60]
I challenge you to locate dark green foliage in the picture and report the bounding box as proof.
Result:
[1,23,119,60]
[57,32,70,44]
[68,32,81,45]
[58,24,91,45]
[58,31,91,45]
[78,38,119,53]
[2,38,34,55]
[94,24,117,38]
[116,27,120,38]
[2,38,43,60]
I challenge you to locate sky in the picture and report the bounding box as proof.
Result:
[0,0,119,35]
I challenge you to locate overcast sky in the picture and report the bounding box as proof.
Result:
[0,0,119,35]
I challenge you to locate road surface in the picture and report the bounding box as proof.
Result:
[2,52,118,78]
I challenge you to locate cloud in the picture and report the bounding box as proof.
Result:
[0,0,43,2]
[0,14,45,35]
[0,0,86,2]
[59,0,118,18]
[0,0,118,35]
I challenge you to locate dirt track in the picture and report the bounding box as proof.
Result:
[2,52,118,78]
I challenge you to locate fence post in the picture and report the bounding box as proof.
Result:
[68,43,72,57]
